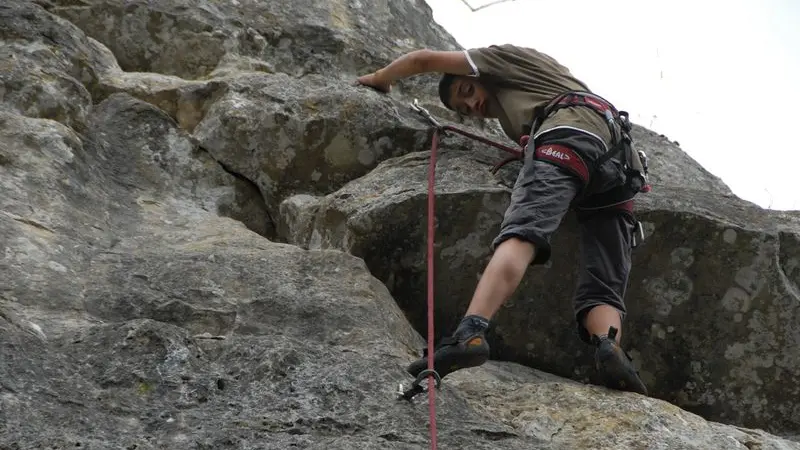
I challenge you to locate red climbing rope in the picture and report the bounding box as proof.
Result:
[425,128,440,450]
[438,125,524,173]
[407,99,524,450]
[421,126,520,450]
[440,124,521,155]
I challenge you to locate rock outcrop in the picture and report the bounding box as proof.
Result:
[2,0,799,448]
[289,126,800,436]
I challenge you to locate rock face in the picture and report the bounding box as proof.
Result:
[445,363,800,450]
[2,0,800,448]
[291,126,800,436]
[192,73,433,222]
[48,0,461,93]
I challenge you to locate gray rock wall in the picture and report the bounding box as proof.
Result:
[2,0,799,448]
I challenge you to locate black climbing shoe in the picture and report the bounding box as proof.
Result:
[592,326,648,395]
[407,331,490,380]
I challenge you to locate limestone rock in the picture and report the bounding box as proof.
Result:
[49,0,460,85]
[2,0,799,448]
[288,124,800,436]
[279,194,323,247]
[448,362,800,450]
[0,77,544,450]
[0,0,115,129]
[192,72,434,224]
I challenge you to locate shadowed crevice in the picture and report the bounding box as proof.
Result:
[203,146,276,241]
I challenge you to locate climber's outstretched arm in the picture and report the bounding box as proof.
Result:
[356,49,472,93]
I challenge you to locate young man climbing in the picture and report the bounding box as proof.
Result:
[356,44,649,395]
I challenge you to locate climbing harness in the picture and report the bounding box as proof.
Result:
[405,91,652,196]
[532,91,651,248]
[528,90,651,194]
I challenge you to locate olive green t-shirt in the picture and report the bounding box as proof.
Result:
[465,44,612,148]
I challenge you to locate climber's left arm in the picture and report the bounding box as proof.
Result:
[356,49,473,93]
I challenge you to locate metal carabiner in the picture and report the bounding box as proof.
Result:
[397,368,442,401]
[410,99,443,129]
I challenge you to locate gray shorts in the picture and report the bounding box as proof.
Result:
[490,128,638,343]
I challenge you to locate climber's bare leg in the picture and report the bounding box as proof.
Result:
[465,238,535,319]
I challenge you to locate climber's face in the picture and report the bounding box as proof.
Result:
[448,77,493,119]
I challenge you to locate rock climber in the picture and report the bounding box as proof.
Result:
[356,44,649,395]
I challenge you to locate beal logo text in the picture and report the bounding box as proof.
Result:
[539,146,571,161]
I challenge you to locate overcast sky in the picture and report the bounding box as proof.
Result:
[424,0,800,210]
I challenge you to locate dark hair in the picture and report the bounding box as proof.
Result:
[438,73,456,110]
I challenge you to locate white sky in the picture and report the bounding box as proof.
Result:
[424,0,800,210]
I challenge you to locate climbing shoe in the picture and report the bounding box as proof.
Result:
[407,331,490,380]
[592,326,648,395]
